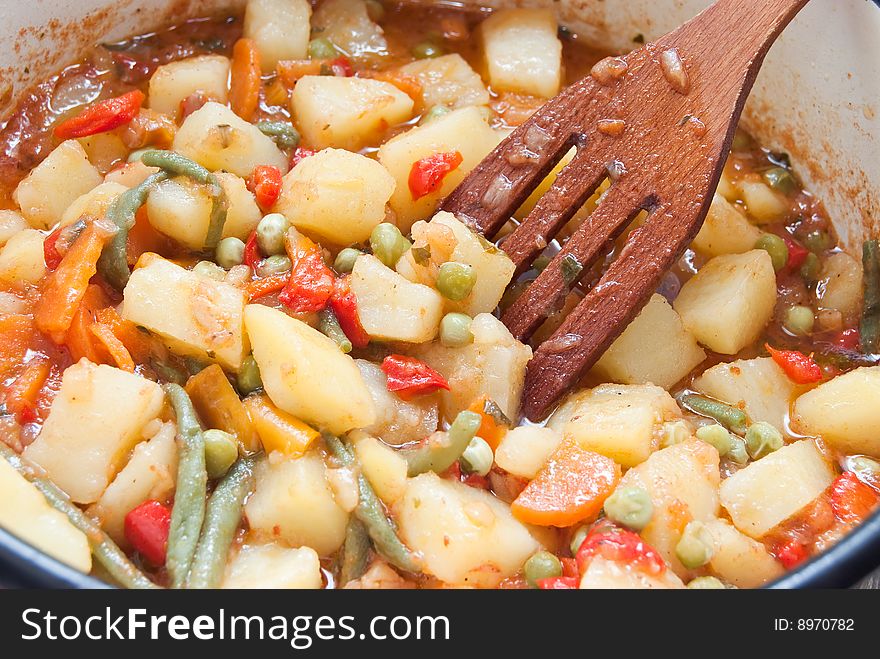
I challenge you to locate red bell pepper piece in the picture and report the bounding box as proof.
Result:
[329,277,371,349]
[124,500,172,566]
[380,354,450,399]
[408,151,463,200]
[774,538,808,570]
[43,225,65,271]
[835,328,861,350]
[54,90,145,140]
[278,234,335,313]
[244,229,262,269]
[784,236,809,271]
[765,344,823,384]
[576,520,667,576]
[537,576,579,590]
[290,148,318,168]
[830,472,879,525]
[328,56,354,77]
[247,165,284,212]
[561,557,579,579]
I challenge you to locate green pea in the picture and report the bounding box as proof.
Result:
[419,105,451,125]
[215,237,246,270]
[745,421,784,460]
[727,436,749,465]
[437,262,476,301]
[370,223,411,268]
[334,248,362,274]
[440,313,474,347]
[257,254,292,277]
[237,355,263,395]
[675,521,714,569]
[308,37,338,60]
[763,167,796,195]
[203,429,239,480]
[460,437,494,477]
[192,260,227,281]
[802,229,831,253]
[523,551,563,588]
[412,41,444,59]
[695,424,733,457]
[256,213,290,256]
[755,233,788,271]
[364,0,385,22]
[570,526,589,556]
[603,486,653,531]
[784,305,815,336]
[687,576,726,589]
[800,252,820,284]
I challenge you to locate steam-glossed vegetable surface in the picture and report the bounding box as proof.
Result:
[0,0,877,590]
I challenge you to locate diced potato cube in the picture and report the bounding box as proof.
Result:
[378,106,499,232]
[352,432,409,505]
[104,161,160,188]
[415,313,532,421]
[148,55,230,118]
[691,194,763,257]
[13,140,102,229]
[60,182,127,228]
[77,132,129,173]
[739,180,787,224]
[593,294,706,390]
[311,0,388,63]
[398,54,489,110]
[351,254,444,344]
[291,76,413,151]
[674,250,777,354]
[146,176,215,250]
[815,251,863,319]
[356,360,439,445]
[618,440,720,577]
[23,361,165,504]
[0,210,28,248]
[548,384,682,468]
[396,472,542,587]
[173,102,288,178]
[702,519,783,588]
[693,357,796,433]
[0,229,47,284]
[494,426,563,480]
[223,543,322,588]
[792,366,880,457]
[273,149,395,245]
[244,304,375,434]
[123,259,249,370]
[214,172,263,240]
[719,440,835,538]
[244,0,311,72]
[91,422,177,545]
[0,458,91,572]
[580,556,684,589]
[480,8,562,98]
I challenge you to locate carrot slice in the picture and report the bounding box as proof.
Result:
[511,439,621,527]
[467,395,510,450]
[90,322,135,372]
[4,357,50,422]
[66,283,112,363]
[94,307,154,365]
[246,272,290,300]
[186,364,261,452]
[230,38,262,121]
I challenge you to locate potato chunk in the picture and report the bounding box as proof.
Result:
[244,304,375,434]
[580,556,684,589]
[291,76,413,151]
[398,54,489,110]
[593,294,705,389]
[245,454,349,556]
[480,8,562,98]
[123,258,250,370]
[378,107,499,232]
[351,254,444,344]
[792,366,880,457]
[0,210,28,248]
[274,149,395,245]
[60,181,127,229]
[215,172,263,240]
[356,360,439,445]
[173,102,288,177]
[146,176,216,251]
[13,140,102,229]
[815,251,863,320]
[693,357,796,433]
[23,361,165,504]
[674,250,777,354]
[719,440,835,539]
[223,543,322,589]
[702,519,783,588]
[0,229,46,284]
[244,0,311,72]
[618,440,720,577]
[691,194,763,258]
[548,384,681,468]
[396,473,542,588]
[495,426,563,480]
[739,180,787,224]
[311,0,388,63]
[148,55,230,118]
[352,432,409,505]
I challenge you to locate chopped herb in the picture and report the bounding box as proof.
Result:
[633,33,645,44]
[411,245,432,266]
[483,399,512,428]
[560,253,583,286]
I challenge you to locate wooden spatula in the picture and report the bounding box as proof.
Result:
[442,0,810,420]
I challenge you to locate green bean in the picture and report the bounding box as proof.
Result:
[460,437,493,476]
[339,518,372,586]
[861,240,880,353]
[319,309,353,353]
[98,171,168,290]
[140,150,228,251]
[163,384,208,589]
[255,121,301,149]
[400,410,482,476]
[0,443,158,589]
[679,393,748,435]
[325,434,421,573]
[187,456,256,589]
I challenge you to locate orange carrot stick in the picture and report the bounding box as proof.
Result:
[230,38,262,121]
[65,283,112,363]
[246,272,290,300]
[90,322,135,372]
